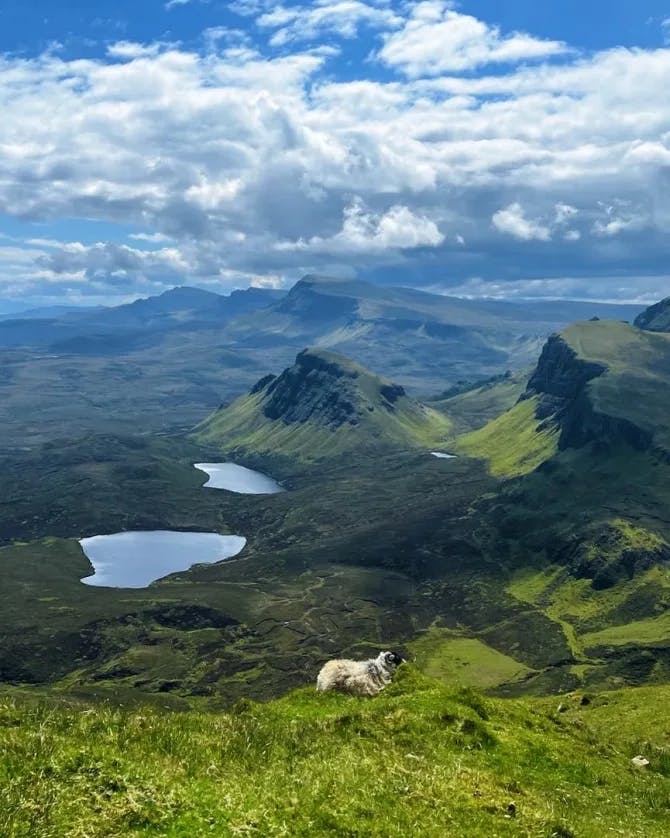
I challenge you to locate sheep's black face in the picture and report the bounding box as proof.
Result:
[384,651,405,668]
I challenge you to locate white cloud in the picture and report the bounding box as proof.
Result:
[0,13,669,304]
[107,42,163,60]
[129,232,174,244]
[492,202,582,242]
[492,203,551,241]
[277,199,444,254]
[554,202,578,225]
[257,1,402,47]
[592,201,647,237]
[378,1,569,77]
[165,0,200,9]
[445,274,669,305]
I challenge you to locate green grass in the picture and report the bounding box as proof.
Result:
[432,369,529,434]
[455,396,559,477]
[195,349,452,461]
[506,544,670,662]
[563,321,670,450]
[582,612,670,648]
[408,626,534,688]
[2,668,670,837]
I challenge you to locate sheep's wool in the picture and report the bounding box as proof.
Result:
[316,651,401,696]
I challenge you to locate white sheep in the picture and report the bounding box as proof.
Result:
[316,650,404,696]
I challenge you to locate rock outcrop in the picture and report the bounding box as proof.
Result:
[634,297,670,333]
[522,333,653,451]
[262,349,362,428]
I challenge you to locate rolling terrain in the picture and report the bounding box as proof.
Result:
[0,296,667,710]
[196,347,452,461]
[0,276,642,449]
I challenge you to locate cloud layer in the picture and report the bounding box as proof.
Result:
[0,1,669,305]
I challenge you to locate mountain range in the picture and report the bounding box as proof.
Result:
[0,275,644,449]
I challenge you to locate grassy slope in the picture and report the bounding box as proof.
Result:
[455,397,559,477]
[431,370,529,435]
[2,669,670,837]
[195,354,452,461]
[450,320,670,479]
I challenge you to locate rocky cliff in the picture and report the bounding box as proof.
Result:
[262,349,364,428]
[522,331,653,451]
[195,347,451,460]
[634,297,670,333]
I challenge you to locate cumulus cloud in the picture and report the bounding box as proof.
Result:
[493,202,582,243]
[165,0,203,10]
[277,199,444,254]
[378,1,569,77]
[592,201,647,237]
[492,203,551,241]
[0,5,669,304]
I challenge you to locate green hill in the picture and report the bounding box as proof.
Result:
[447,312,670,694]
[454,318,670,478]
[195,348,452,461]
[3,669,670,837]
[429,369,530,435]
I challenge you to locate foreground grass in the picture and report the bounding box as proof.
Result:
[2,668,669,837]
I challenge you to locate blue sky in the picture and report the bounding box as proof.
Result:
[0,1,669,309]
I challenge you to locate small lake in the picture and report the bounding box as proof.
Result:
[431,452,457,459]
[80,531,246,588]
[194,462,284,494]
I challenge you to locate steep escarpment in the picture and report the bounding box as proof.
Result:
[522,331,653,451]
[455,314,670,476]
[634,297,670,333]
[195,348,451,460]
[262,349,367,427]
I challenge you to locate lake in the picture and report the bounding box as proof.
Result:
[80,530,246,588]
[194,462,284,494]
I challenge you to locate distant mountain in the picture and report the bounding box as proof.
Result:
[0,304,98,322]
[0,275,646,448]
[225,275,644,394]
[634,297,670,333]
[195,347,451,460]
[0,285,285,350]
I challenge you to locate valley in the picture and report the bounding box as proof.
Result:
[0,296,668,708]
[0,276,643,449]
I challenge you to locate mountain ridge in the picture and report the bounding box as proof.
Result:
[195,347,451,460]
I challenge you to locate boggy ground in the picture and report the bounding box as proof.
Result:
[1,424,669,704]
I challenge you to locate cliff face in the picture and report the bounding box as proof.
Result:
[274,276,358,322]
[262,350,361,427]
[523,334,652,451]
[634,297,670,333]
[525,334,606,417]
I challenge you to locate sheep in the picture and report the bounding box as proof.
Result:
[316,650,404,696]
